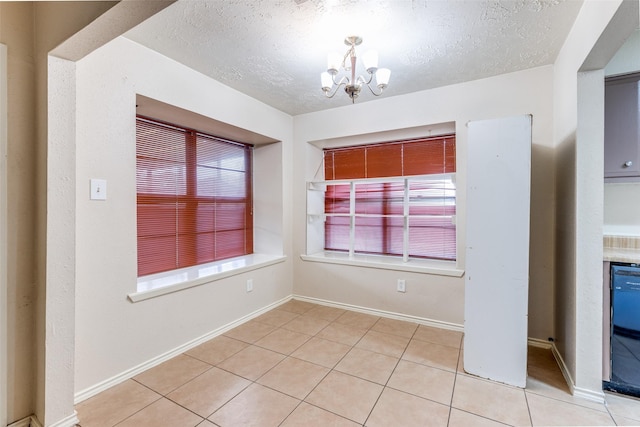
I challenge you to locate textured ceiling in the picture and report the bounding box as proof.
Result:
[124,0,584,116]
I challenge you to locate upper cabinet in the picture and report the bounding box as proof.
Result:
[605,73,640,180]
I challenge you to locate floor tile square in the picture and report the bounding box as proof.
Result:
[371,317,418,338]
[527,392,614,426]
[387,360,455,405]
[185,335,248,365]
[305,305,346,321]
[278,299,318,314]
[208,383,300,427]
[282,315,331,335]
[335,347,398,385]
[365,387,449,427]
[452,374,531,426]
[133,354,211,395]
[317,322,368,346]
[356,330,410,358]
[448,408,508,427]
[280,402,361,427]
[255,327,311,355]
[217,345,285,380]
[335,310,380,329]
[291,336,351,368]
[254,309,300,327]
[167,366,251,417]
[413,325,463,348]
[257,356,330,399]
[76,379,160,427]
[606,392,640,421]
[402,338,459,371]
[223,320,275,343]
[115,397,202,427]
[612,414,640,426]
[305,371,383,424]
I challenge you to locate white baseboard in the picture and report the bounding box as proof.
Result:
[550,340,575,394]
[7,414,49,427]
[292,294,465,332]
[527,337,553,349]
[7,416,32,427]
[547,340,605,403]
[46,411,78,427]
[574,386,606,403]
[74,295,291,404]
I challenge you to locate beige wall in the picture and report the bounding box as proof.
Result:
[0,2,37,422]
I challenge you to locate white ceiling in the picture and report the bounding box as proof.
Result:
[124,0,584,116]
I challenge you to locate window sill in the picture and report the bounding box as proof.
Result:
[129,254,287,303]
[300,252,464,277]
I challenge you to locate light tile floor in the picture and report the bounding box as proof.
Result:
[76,300,640,426]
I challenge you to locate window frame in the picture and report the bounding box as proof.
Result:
[303,126,462,276]
[308,173,456,262]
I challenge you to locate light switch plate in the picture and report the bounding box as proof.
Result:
[90,179,107,200]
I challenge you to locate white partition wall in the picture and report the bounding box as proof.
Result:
[464,115,532,387]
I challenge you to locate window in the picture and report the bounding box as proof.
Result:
[136,116,253,277]
[311,135,456,262]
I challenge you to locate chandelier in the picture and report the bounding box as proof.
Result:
[320,36,391,103]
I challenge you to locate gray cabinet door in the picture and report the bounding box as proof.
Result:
[604,75,640,179]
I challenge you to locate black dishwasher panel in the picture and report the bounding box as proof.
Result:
[608,264,640,396]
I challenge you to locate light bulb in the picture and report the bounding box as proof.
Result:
[376,68,391,89]
[327,52,341,75]
[321,72,333,91]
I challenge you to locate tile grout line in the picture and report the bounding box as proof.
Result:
[111,379,202,427]
[275,307,387,426]
[131,360,241,425]
[361,320,419,427]
[446,344,463,427]
[523,388,534,427]
[260,306,372,426]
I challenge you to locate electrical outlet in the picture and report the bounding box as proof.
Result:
[246,279,253,292]
[397,279,406,293]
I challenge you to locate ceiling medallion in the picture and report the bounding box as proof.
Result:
[321,36,391,103]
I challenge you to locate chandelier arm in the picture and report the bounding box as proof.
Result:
[323,78,348,99]
[332,74,349,87]
[364,81,384,97]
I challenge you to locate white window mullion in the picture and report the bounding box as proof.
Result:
[349,181,355,257]
[403,178,409,262]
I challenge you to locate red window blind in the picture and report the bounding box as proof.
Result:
[136,116,253,276]
[323,135,456,260]
[324,135,455,180]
